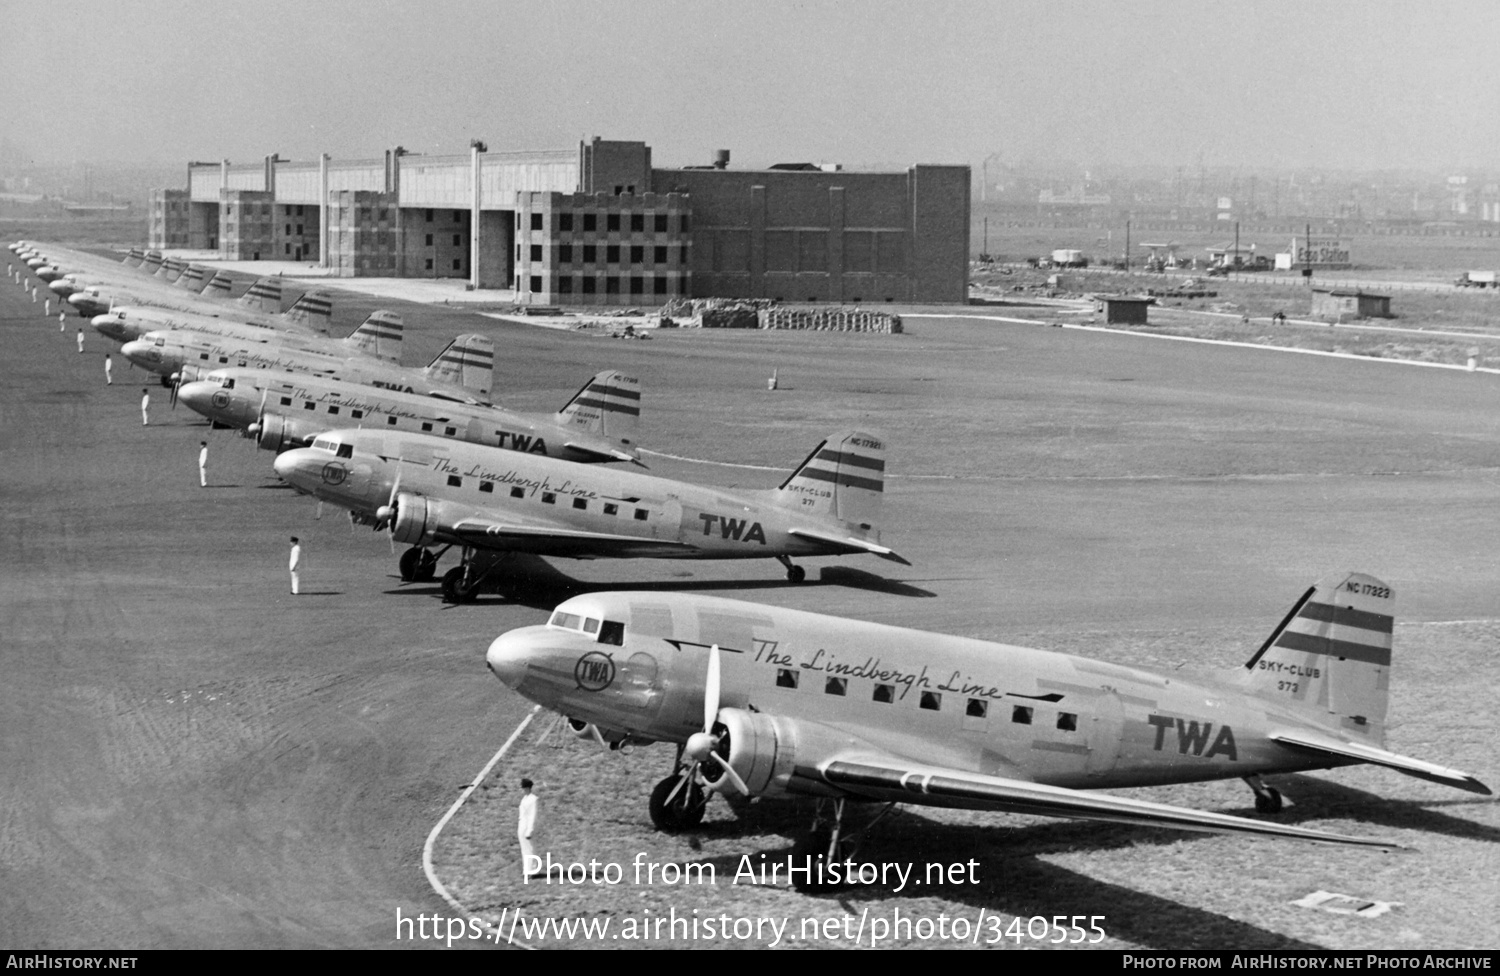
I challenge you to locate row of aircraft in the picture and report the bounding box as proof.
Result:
[12,239,1489,895]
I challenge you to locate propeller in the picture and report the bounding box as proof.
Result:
[374,457,403,553]
[246,387,268,442]
[169,371,182,409]
[672,644,750,799]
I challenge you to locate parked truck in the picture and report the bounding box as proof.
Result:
[1050,248,1088,268]
[1455,271,1498,288]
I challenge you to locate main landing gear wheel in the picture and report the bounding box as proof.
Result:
[776,555,807,583]
[1245,774,1284,814]
[649,774,706,832]
[441,566,479,604]
[397,546,438,582]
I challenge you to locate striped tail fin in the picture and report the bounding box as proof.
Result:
[282,290,336,335]
[556,370,640,441]
[236,277,285,314]
[203,271,235,300]
[140,251,164,274]
[173,265,210,292]
[341,310,403,361]
[1243,572,1394,744]
[123,248,145,266]
[155,258,186,281]
[424,334,494,397]
[775,430,889,528]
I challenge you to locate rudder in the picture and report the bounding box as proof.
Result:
[237,277,285,314]
[425,334,494,397]
[1243,572,1393,745]
[282,290,337,336]
[342,310,403,361]
[556,370,640,440]
[775,430,889,528]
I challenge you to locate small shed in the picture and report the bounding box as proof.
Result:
[1100,295,1152,325]
[1312,289,1391,320]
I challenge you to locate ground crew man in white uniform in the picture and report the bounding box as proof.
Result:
[199,441,209,487]
[288,537,301,595]
[518,778,539,879]
[76,327,85,353]
[104,354,113,385]
[140,389,150,426]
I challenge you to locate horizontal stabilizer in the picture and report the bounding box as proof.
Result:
[789,527,910,565]
[820,757,1405,850]
[1269,730,1492,796]
[562,441,640,464]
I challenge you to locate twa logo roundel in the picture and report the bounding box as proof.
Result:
[320,463,347,486]
[574,652,615,691]
[210,390,230,409]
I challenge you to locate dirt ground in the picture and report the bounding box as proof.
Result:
[2,250,1497,949]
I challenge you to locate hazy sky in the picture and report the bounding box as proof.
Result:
[4,0,1498,174]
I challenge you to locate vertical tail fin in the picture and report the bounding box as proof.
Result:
[775,431,889,528]
[203,271,235,300]
[281,290,336,335]
[424,334,494,397]
[556,370,640,441]
[342,310,403,361]
[140,251,164,274]
[236,277,285,314]
[1243,572,1394,745]
[173,265,209,292]
[155,258,186,281]
[123,247,145,266]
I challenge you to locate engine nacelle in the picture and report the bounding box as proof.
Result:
[255,412,295,453]
[704,708,800,796]
[390,491,440,546]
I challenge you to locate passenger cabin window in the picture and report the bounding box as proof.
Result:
[824,677,846,697]
[447,475,462,487]
[542,493,556,504]
[572,498,587,510]
[633,509,648,521]
[1012,706,1033,725]
[479,481,493,493]
[873,683,895,703]
[603,503,618,516]
[387,416,398,426]
[1057,712,1078,731]
[966,699,988,718]
[919,691,942,711]
[351,409,363,420]
[510,487,525,499]
[776,669,799,689]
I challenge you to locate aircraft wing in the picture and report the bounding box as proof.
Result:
[444,515,700,556]
[1268,730,1492,796]
[788,528,911,565]
[810,753,1404,850]
[562,440,640,464]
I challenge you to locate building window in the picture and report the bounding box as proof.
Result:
[582,244,597,263]
[425,209,434,222]
[776,669,799,689]
[583,213,596,232]
[654,277,668,295]
[558,277,573,294]
[605,277,620,294]
[452,259,461,270]
[607,213,621,232]
[531,213,543,231]
[560,244,573,264]
[629,245,644,263]
[559,213,574,232]
[606,245,620,263]
[425,258,433,270]
[654,245,667,264]
[630,214,644,232]
[582,277,597,294]
[530,244,543,262]
[530,275,542,293]
[285,224,291,235]
[425,234,433,246]
[654,214,668,233]
[453,234,461,246]
[453,210,462,222]
[629,276,644,295]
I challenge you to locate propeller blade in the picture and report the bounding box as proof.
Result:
[703,643,721,733]
[706,752,750,796]
[169,373,180,409]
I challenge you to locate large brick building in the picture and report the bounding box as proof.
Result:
[150,138,969,304]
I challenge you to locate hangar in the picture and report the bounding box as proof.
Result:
[149,138,970,305]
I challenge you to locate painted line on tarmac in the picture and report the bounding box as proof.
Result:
[423,703,542,950]
[905,314,1500,374]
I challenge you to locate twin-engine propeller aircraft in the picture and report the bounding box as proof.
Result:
[89,278,336,344]
[177,366,641,463]
[486,572,1489,890]
[120,328,492,406]
[272,429,907,600]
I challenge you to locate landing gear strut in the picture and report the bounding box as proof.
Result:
[791,798,895,894]
[776,555,806,583]
[1245,774,1284,814]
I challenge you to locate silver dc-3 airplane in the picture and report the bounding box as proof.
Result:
[272,428,907,601]
[178,365,641,463]
[90,278,339,344]
[485,572,1489,890]
[120,327,492,406]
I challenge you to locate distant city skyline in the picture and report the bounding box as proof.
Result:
[4,0,1497,174]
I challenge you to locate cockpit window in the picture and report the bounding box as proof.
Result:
[548,611,582,630]
[546,612,618,644]
[335,443,353,459]
[598,620,624,646]
[222,378,235,389]
[312,437,335,452]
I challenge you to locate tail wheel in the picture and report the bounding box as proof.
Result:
[648,774,706,832]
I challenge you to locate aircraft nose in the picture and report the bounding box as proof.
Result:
[175,380,217,416]
[271,448,317,488]
[485,629,536,689]
[49,279,76,297]
[119,339,158,367]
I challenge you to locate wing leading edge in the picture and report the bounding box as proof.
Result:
[816,757,1405,850]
